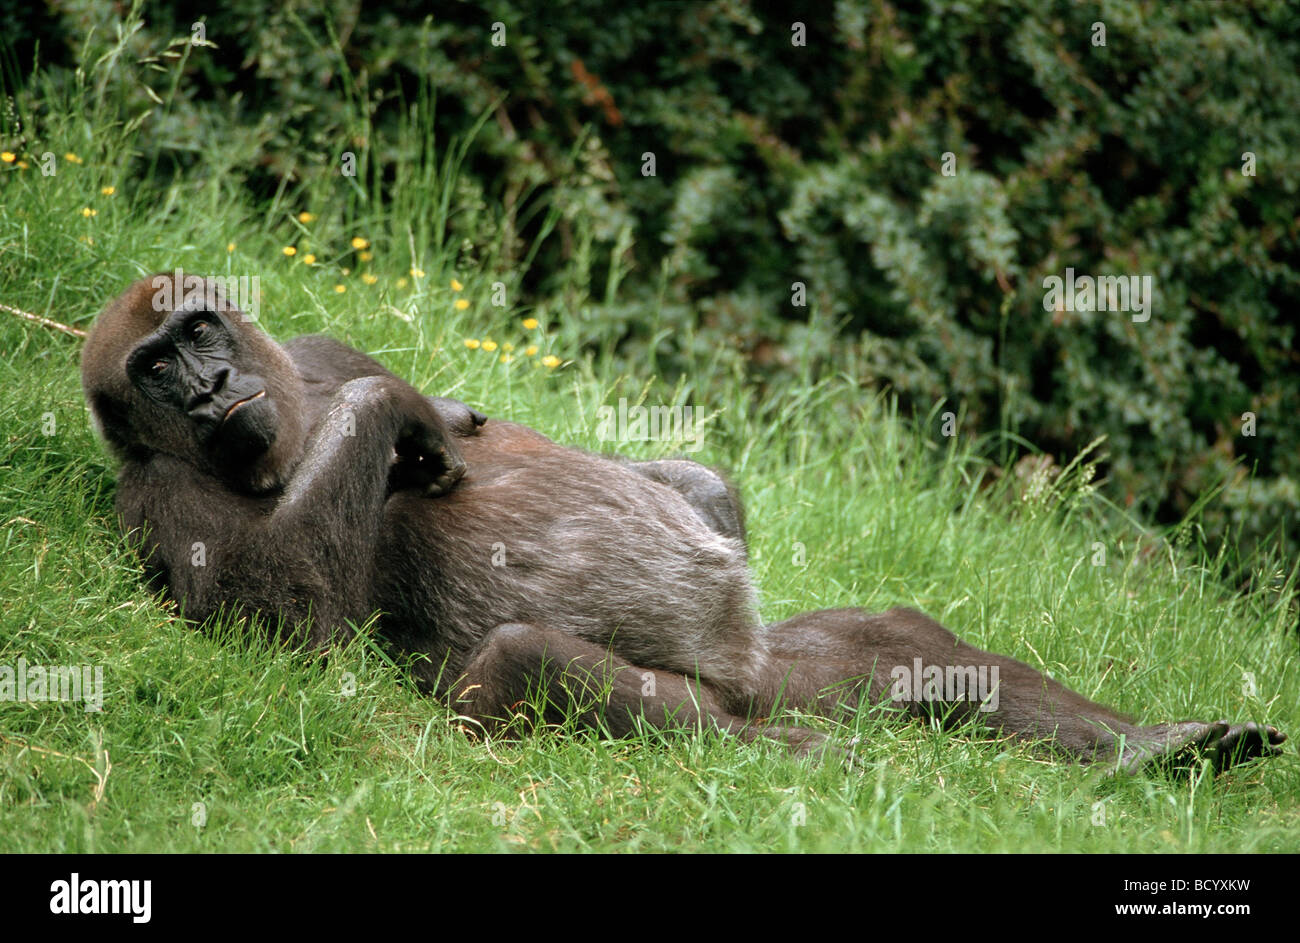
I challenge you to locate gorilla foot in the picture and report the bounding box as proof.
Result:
[1115,721,1226,775]
[1114,720,1286,775]
[1207,721,1287,773]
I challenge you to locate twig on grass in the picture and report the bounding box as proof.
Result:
[0,300,88,339]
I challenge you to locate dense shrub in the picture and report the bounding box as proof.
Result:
[5,0,1297,568]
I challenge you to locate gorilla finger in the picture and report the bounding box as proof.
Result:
[423,454,466,497]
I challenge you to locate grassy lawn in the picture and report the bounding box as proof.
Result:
[1,77,1296,855]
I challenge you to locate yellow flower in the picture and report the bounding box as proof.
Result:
[503,343,514,352]
[341,267,351,276]
[522,317,539,330]
[396,277,409,289]
[362,273,378,285]
[298,211,315,223]
[451,278,464,292]
[350,237,369,250]
[359,251,373,262]
[500,354,512,363]
[525,345,538,356]
[302,253,316,265]
[541,355,561,368]
[283,246,297,257]
[64,152,82,164]
[80,207,97,217]
[1,152,15,163]
[454,298,470,311]
[226,242,236,253]
[16,161,28,169]
[482,340,498,352]
[101,186,116,195]
[464,338,481,349]
[334,284,346,293]
[410,267,425,278]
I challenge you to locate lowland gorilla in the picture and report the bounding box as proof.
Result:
[81,273,1285,773]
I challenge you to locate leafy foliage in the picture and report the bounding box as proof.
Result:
[5,0,1298,567]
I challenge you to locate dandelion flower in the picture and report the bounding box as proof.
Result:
[1,152,15,163]
[454,298,469,311]
[525,345,538,356]
[464,338,481,349]
[350,237,369,250]
[283,246,297,257]
[302,253,316,265]
[227,242,236,253]
[334,284,346,293]
[542,355,561,368]
[396,277,409,289]
[65,152,82,164]
[410,267,425,278]
[451,278,463,292]
[101,186,116,195]
[500,354,512,364]
[482,340,498,352]
[522,317,539,330]
[81,207,97,217]
[16,160,28,169]
[359,251,373,262]
[362,273,378,285]
[298,211,315,223]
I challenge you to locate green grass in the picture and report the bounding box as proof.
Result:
[0,56,1297,854]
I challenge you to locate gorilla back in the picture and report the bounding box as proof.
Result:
[82,274,1285,773]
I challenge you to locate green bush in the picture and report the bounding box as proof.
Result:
[5,0,1297,569]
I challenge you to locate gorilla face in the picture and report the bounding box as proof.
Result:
[125,306,279,460]
[82,273,309,495]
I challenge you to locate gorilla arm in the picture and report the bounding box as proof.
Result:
[284,334,487,436]
[118,375,458,647]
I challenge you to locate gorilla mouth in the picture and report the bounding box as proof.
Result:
[222,390,266,423]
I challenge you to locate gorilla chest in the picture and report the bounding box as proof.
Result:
[372,471,754,673]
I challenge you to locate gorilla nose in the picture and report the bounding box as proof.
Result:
[187,368,230,410]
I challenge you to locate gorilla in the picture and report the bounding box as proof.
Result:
[80,273,1285,774]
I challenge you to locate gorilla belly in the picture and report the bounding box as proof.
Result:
[375,433,764,693]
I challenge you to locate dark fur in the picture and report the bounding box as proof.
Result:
[81,275,1286,773]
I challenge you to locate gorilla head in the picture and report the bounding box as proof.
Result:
[81,272,307,494]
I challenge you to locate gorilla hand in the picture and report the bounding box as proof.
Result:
[382,381,468,497]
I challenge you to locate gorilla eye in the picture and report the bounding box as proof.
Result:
[191,320,211,339]
[150,359,169,375]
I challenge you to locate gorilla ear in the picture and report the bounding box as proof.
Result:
[89,392,131,455]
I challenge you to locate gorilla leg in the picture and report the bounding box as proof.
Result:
[446,616,1282,771]
[450,623,832,758]
[627,459,746,547]
[426,396,487,436]
[599,461,1285,772]
[752,607,1285,772]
